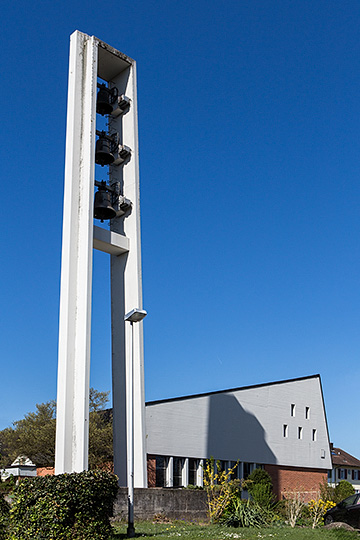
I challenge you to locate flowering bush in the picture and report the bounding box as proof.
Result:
[308,498,336,528]
[203,458,241,522]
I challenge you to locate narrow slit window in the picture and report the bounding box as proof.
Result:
[305,406,310,419]
[312,429,317,441]
[298,426,303,439]
[291,404,296,417]
[283,424,288,438]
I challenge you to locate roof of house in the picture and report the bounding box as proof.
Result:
[331,447,360,468]
[146,374,322,406]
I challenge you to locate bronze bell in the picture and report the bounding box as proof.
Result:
[96,84,118,116]
[94,186,117,222]
[95,132,115,166]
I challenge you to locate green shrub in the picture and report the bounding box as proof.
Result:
[0,493,10,540]
[246,468,273,489]
[250,483,276,509]
[0,476,16,497]
[8,470,118,540]
[334,480,354,503]
[222,499,268,528]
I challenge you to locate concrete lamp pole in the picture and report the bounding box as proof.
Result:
[124,308,147,538]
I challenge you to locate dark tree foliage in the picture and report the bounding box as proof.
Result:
[0,494,10,540]
[334,480,355,503]
[0,401,56,468]
[245,468,273,490]
[0,389,113,469]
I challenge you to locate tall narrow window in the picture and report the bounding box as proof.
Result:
[243,462,252,480]
[188,459,198,486]
[155,456,168,487]
[298,426,303,439]
[291,404,296,417]
[218,461,228,475]
[312,429,317,441]
[173,457,184,487]
[283,424,288,438]
[305,407,310,419]
[230,461,239,479]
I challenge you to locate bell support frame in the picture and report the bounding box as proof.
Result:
[55,30,147,488]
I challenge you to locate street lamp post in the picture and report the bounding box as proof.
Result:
[124,308,147,538]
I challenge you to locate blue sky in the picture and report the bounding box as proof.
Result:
[1,0,360,458]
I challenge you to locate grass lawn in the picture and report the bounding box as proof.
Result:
[111,521,360,540]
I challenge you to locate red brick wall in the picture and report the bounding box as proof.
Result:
[37,467,55,476]
[265,464,327,502]
[147,455,156,487]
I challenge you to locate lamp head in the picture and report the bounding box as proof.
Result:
[124,308,147,323]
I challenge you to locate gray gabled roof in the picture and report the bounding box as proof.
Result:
[146,374,321,406]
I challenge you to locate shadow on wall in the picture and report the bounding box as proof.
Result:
[206,392,277,465]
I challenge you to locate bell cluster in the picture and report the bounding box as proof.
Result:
[94,84,131,222]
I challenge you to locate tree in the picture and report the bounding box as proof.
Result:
[334,480,354,503]
[0,401,56,468]
[245,468,273,490]
[88,390,113,470]
[243,468,275,509]
[0,389,113,469]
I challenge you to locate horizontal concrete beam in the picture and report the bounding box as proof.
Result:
[93,225,129,255]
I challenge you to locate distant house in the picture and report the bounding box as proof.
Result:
[328,446,360,493]
[1,456,37,482]
[146,374,332,500]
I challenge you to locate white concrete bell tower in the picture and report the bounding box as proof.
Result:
[55,30,147,487]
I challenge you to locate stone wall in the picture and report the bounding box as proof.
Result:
[114,488,208,521]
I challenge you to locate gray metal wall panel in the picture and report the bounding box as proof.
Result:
[145,376,331,470]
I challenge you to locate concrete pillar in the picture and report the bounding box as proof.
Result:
[183,458,189,487]
[55,31,97,474]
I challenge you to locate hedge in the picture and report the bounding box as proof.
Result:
[7,470,118,540]
[0,494,10,540]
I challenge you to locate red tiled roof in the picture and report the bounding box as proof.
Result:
[332,447,360,468]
